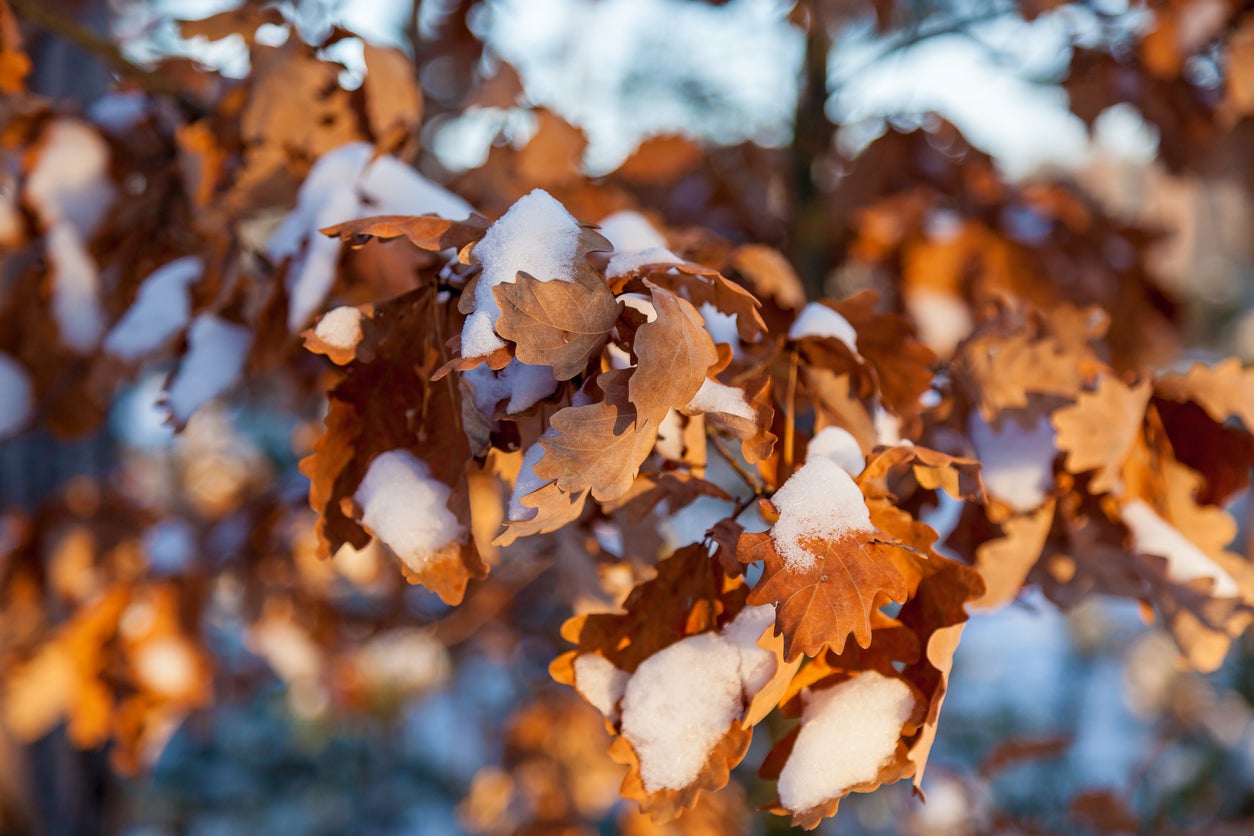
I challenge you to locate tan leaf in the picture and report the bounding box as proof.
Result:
[859,445,985,502]
[731,244,806,310]
[361,44,423,142]
[629,285,720,425]
[493,268,621,380]
[1052,376,1151,494]
[611,723,751,824]
[973,500,1056,610]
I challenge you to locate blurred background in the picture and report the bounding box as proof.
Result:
[4,0,1254,833]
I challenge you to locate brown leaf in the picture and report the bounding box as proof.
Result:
[493,267,621,380]
[533,392,655,502]
[1052,376,1151,494]
[321,213,490,251]
[828,291,937,424]
[559,544,746,673]
[739,530,914,662]
[641,268,768,344]
[629,285,720,425]
[859,445,985,503]
[493,482,588,547]
[361,44,423,143]
[730,244,805,310]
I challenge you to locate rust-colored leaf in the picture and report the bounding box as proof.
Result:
[321,213,490,252]
[739,530,914,662]
[629,284,720,425]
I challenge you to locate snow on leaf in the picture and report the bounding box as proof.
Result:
[493,266,621,380]
[775,671,920,826]
[163,314,252,428]
[1052,376,1152,495]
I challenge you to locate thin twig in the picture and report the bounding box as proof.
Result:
[9,0,206,115]
[782,350,799,480]
[709,431,762,495]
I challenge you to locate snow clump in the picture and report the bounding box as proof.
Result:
[354,450,465,574]
[778,671,916,813]
[618,605,777,792]
[460,188,581,358]
[770,457,874,571]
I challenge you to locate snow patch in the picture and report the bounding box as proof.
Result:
[685,378,755,420]
[1121,500,1239,598]
[778,671,915,813]
[46,224,105,352]
[0,354,33,439]
[605,246,682,279]
[270,142,472,332]
[597,210,668,251]
[461,188,581,358]
[807,427,864,476]
[905,287,973,357]
[573,654,629,719]
[104,257,202,360]
[698,301,740,349]
[25,119,116,236]
[355,450,465,573]
[164,315,252,425]
[463,362,558,417]
[770,457,874,571]
[508,441,553,521]
[969,412,1056,513]
[313,305,364,350]
[619,606,777,793]
[789,303,858,351]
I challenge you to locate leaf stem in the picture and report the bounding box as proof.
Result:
[782,349,799,480]
[709,430,761,495]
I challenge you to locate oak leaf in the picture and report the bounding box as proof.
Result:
[629,284,720,425]
[492,267,621,380]
[610,723,751,824]
[1052,376,1151,495]
[738,530,915,662]
[321,213,490,252]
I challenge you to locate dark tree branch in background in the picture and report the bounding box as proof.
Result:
[8,0,206,114]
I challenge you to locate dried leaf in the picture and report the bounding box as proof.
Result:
[493,268,621,380]
[629,285,720,425]
[611,723,751,824]
[321,213,490,251]
[1052,376,1151,494]
[739,530,915,662]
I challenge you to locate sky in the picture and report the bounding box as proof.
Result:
[114,0,1160,177]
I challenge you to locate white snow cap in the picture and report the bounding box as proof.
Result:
[685,378,755,421]
[1121,500,1239,598]
[573,654,630,720]
[0,354,33,439]
[461,188,582,358]
[270,142,473,332]
[313,305,364,351]
[463,362,558,418]
[46,224,106,353]
[354,449,465,574]
[905,287,973,357]
[806,427,865,476]
[699,302,740,349]
[770,457,874,571]
[163,314,252,425]
[789,302,858,351]
[619,605,777,793]
[104,257,202,360]
[25,118,116,236]
[778,671,916,813]
[597,210,668,252]
[605,246,683,279]
[969,412,1055,513]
